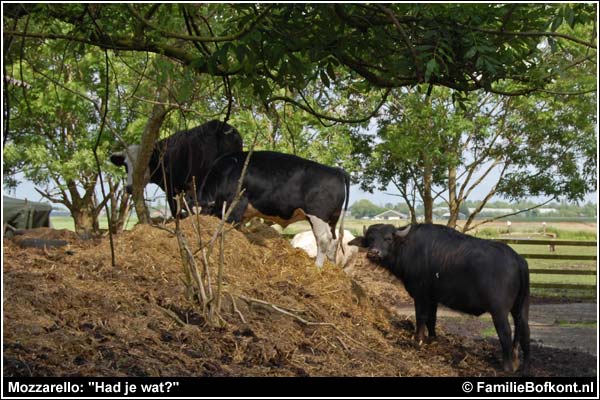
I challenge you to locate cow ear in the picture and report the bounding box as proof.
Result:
[348,236,367,249]
[110,153,125,167]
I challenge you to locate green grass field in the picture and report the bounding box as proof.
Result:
[51,215,138,231]
[51,215,597,299]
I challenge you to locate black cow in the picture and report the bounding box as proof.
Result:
[197,151,350,267]
[110,120,243,217]
[349,223,530,374]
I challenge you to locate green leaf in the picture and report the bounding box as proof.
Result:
[424,59,438,82]
[326,62,336,82]
[465,47,478,59]
[235,44,247,64]
[565,5,575,28]
[320,70,330,88]
[550,15,563,32]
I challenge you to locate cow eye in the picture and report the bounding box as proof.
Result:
[384,237,392,242]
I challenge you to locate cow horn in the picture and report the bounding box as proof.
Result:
[395,224,411,238]
[362,225,367,235]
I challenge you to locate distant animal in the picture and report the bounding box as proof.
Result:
[349,223,530,374]
[291,230,358,268]
[110,120,243,218]
[197,151,350,268]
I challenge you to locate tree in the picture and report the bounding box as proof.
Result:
[350,199,385,219]
[354,86,457,223]
[354,85,596,231]
[2,44,117,235]
[4,4,596,116]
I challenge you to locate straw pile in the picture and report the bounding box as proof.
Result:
[4,216,506,377]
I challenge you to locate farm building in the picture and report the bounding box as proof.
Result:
[373,210,408,220]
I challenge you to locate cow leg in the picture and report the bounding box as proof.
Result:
[306,215,333,268]
[413,300,430,346]
[328,219,338,240]
[167,194,178,218]
[511,301,531,375]
[426,302,438,341]
[491,311,515,372]
[226,196,248,225]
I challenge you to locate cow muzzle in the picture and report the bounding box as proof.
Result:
[367,249,382,261]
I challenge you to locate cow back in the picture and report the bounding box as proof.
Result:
[150,120,243,192]
[391,224,526,312]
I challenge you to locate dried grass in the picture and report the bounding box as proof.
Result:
[4,216,506,377]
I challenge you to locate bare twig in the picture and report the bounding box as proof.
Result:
[214,201,227,322]
[157,305,187,327]
[188,177,214,302]
[227,292,246,324]
[237,294,382,356]
[337,336,351,352]
[174,195,208,307]
[463,197,557,232]
[127,3,274,44]
[91,49,116,267]
[238,294,306,314]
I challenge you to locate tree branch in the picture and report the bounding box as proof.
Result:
[469,26,596,49]
[34,187,67,207]
[376,4,422,82]
[464,197,557,233]
[127,4,274,43]
[268,89,390,125]
[4,30,197,69]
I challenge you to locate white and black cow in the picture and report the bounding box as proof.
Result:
[291,230,358,269]
[110,120,243,217]
[198,151,350,268]
[349,223,531,374]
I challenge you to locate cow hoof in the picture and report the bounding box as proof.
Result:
[502,360,515,373]
[520,363,532,377]
[511,354,520,372]
[426,336,438,345]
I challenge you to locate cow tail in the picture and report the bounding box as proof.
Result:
[336,171,351,263]
[512,256,530,351]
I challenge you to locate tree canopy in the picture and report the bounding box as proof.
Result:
[3,3,597,233]
[5,4,596,105]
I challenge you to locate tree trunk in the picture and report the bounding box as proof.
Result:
[132,88,170,224]
[399,189,418,224]
[421,84,435,224]
[407,202,418,224]
[422,156,433,223]
[447,164,459,228]
[108,177,131,233]
[64,179,100,238]
[72,206,98,238]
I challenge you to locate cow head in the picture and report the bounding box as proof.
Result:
[348,224,411,262]
[110,144,151,194]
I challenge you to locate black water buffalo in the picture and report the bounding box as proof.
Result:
[197,151,350,267]
[110,120,243,217]
[349,223,530,374]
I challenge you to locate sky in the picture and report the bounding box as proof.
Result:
[6,170,597,211]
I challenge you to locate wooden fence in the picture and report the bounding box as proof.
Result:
[494,238,597,291]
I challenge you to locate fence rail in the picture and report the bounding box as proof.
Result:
[494,238,597,291]
[519,254,597,261]
[495,238,597,247]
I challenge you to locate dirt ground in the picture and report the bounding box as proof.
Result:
[3,220,597,377]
